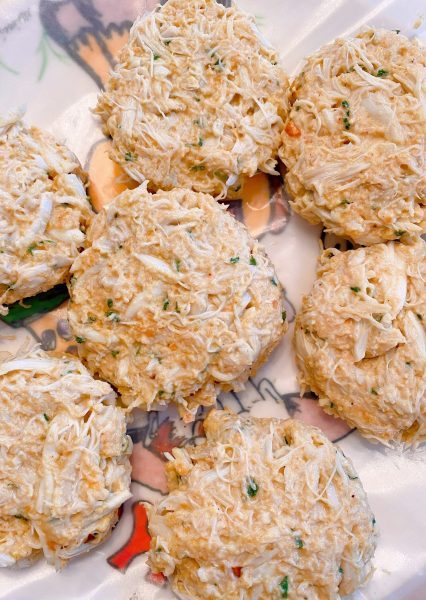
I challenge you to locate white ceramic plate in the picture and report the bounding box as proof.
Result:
[0,1,425,598]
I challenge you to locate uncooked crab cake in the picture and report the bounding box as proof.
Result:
[148,409,377,599]
[94,0,288,199]
[295,239,426,445]
[67,185,286,422]
[0,113,93,315]
[0,349,132,568]
[279,28,426,245]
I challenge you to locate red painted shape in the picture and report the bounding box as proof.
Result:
[232,566,242,577]
[107,501,152,572]
[150,420,185,456]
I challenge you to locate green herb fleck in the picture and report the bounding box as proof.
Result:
[213,58,224,71]
[163,299,170,310]
[295,537,304,549]
[339,567,344,575]
[246,477,259,498]
[107,298,113,308]
[229,256,240,264]
[341,101,351,129]
[198,136,204,146]
[370,387,378,395]
[350,286,360,293]
[106,311,120,322]
[175,259,181,271]
[373,314,383,322]
[282,310,287,323]
[153,54,160,60]
[376,69,389,77]
[372,517,376,525]
[175,302,180,313]
[394,229,405,237]
[214,170,228,183]
[250,256,257,266]
[124,151,135,162]
[190,164,206,171]
[271,278,278,286]
[43,413,50,422]
[340,199,351,206]
[75,336,85,344]
[164,40,171,45]
[279,576,289,598]
[27,240,55,255]
[111,350,120,358]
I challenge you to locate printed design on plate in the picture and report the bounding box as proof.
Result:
[3,0,294,352]
[107,378,353,573]
[0,0,353,578]
[108,501,152,572]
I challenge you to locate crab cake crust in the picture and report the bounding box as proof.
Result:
[279,29,426,245]
[95,0,288,198]
[67,185,286,421]
[0,349,132,568]
[294,240,426,445]
[0,115,93,314]
[148,409,377,600]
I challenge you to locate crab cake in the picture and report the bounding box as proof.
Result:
[0,114,93,315]
[295,240,426,445]
[68,185,286,422]
[148,409,377,600]
[279,28,426,245]
[95,0,288,199]
[0,349,132,568]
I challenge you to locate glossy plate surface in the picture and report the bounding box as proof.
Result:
[0,1,425,598]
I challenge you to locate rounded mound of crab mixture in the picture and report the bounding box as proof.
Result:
[95,0,288,198]
[148,409,377,599]
[295,240,426,445]
[68,185,286,422]
[0,349,132,568]
[0,114,93,314]
[279,28,426,245]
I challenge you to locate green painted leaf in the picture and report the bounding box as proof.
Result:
[1,284,69,327]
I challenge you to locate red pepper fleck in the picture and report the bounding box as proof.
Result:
[232,566,243,577]
[148,571,167,586]
[285,121,301,137]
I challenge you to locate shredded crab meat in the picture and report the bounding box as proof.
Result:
[279,28,426,245]
[95,0,288,199]
[67,184,286,422]
[0,115,93,314]
[0,348,132,569]
[148,409,377,599]
[294,239,426,445]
